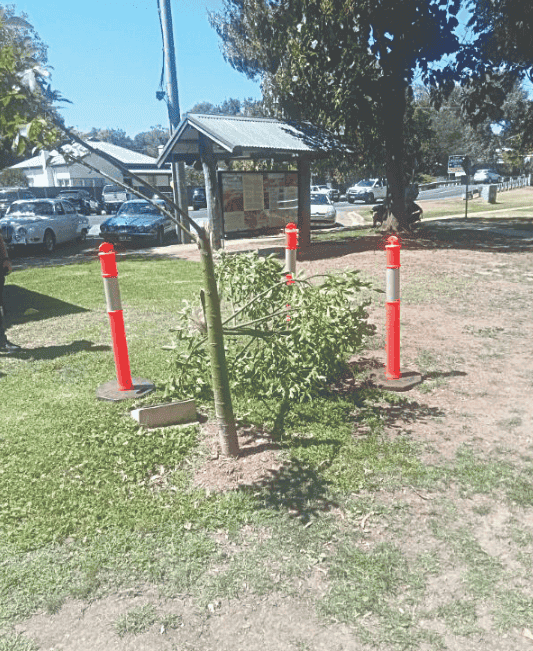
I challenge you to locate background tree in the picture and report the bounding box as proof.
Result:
[415,85,497,175]
[417,80,532,176]
[83,127,134,149]
[132,124,169,158]
[210,0,464,232]
[0,166,27,186]
[0,6,63,168]
[187,96,267,117]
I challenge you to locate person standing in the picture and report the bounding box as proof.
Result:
[0,232,21,352]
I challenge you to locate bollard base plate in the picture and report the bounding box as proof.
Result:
[367,368,423,392]
[96,378,156,402]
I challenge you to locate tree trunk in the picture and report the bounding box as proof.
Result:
[198,230,240,457]
[381,81,408,233]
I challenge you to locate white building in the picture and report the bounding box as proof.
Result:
[8,140,172,191]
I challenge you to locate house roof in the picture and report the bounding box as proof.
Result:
[85,141,158,166]
[10,140,163,171]
[156,113,350,166]
[11,155,47,169]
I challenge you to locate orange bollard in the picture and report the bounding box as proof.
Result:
[96,242,155,401]
[99,242,133,390]
[385,236,401,380]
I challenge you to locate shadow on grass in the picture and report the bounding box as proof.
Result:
[240,457,339,525]
[3,339,110,361]
[379,400,447,428]
[296,218,533,261]
[3,285,89,324]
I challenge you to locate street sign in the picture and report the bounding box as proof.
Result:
[448,155,466,175]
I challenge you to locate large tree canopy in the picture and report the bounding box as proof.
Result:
[210,0,464,231]
[467,0,533,80]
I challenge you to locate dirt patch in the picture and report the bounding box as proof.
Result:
[13,590,364,651]
[192,420,286,493]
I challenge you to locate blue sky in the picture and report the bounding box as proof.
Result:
[14,0,263,137]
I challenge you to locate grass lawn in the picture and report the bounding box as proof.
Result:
[0,257,424,636]
[1,204,533,649]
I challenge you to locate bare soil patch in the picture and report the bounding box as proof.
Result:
[192,419,285,494]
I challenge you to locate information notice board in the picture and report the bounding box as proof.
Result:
[219,171,298,234]
[448,155,466,176]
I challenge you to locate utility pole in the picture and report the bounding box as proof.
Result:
[159,0,191,243]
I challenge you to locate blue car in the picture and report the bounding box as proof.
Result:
[100,199,175,246]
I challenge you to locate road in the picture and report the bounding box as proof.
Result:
[88,184,465,236]
[87,209,209,238]
[335,184,464,209]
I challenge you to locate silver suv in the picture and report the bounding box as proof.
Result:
[473,169,501,184]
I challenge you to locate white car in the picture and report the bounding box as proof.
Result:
[473,169,502,184]
[311,185,339,202]
[0,198,89,254]
[346,178,387,204]
[310,193,336,225]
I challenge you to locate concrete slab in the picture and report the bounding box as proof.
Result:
[131,399,197,428]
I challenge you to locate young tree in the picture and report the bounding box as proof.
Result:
[209,0,463,231]
[57,125,240,458]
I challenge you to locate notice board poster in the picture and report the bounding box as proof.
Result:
[448,155,466,176]
[220,171,298,234]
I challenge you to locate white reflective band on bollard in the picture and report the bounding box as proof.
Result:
[386,268,400,303]
[285,248,297,277]
[102,276,122,313]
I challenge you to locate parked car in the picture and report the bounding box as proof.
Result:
[311,185,339,202]
[102,184,131,213]
[473,169,502,184]
[99,199,174,246]
[192,187,207,210]
[89,196,104,214]
[0,198,89,253]
[0,187,35,218]
[346,179,387,204]
[310,193,337,225]
[56,189,92,215]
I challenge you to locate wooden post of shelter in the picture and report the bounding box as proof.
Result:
[199,133,224,250]
[297,155,311,252]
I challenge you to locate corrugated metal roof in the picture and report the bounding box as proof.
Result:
[157,114,349,166]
